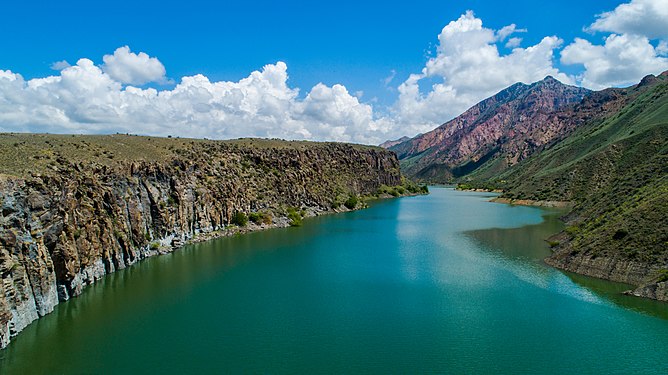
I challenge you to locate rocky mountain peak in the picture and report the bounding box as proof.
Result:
[529,75,581,93]
[541,75,559,83]
[637,74,658,88]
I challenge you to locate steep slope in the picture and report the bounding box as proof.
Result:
[0,134,416,348]
[390,77,591,181]
[488,72,668,299]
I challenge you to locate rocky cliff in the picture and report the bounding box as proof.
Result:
[0,134,408,348]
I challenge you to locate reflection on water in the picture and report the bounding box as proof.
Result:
[468,208,668,320]
[467,207,564,261]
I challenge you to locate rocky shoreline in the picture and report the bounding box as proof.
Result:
[489,197,573,208]
[179,193,419,249]
[455,187,573,208]
[545,233,668,302]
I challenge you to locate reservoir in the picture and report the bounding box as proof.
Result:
[1,187,667,374]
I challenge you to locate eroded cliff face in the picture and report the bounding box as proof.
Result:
[0,136,404,348]
[545,249,668,301]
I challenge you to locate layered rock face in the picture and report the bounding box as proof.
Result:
[0,135,403,348]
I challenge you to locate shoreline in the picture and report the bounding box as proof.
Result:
[483,192,667,303]
[488,197,574,208]
[182,191,424,247]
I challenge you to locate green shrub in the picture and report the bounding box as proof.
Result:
[249,211,272,225]
[262,212,273,225]
[658,269,668,283]
[248,212,263,224]
[376,185,392,195]
[331,193,347,209]
[344,195,359,209]
[150,241,160,250]
[612,229,628,240]
[564,225,580,236]
[287,207,302,227]
[231,211,248,226]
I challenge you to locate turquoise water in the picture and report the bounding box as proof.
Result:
[2,187,668,374]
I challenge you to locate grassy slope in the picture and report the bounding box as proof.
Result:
[489,78,668,268]
[0,134,381,179]
[0,133,425,211]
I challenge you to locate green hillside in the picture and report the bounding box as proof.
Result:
[0,133,381,179]
[488,76,668,276]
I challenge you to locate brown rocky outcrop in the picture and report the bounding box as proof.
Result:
[0,135,405,348]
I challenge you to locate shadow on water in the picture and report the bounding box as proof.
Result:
[563,271,668,320]
[467,207,668,320]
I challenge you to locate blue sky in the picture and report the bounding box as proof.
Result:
[0,0,623,101]
[1,0,667,143]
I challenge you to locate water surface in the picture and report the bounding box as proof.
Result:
[2,187,667,374]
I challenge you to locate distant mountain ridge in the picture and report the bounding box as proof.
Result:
[379,136,411,149]
[390,76,592,181]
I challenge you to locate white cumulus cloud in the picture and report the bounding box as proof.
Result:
[561,34,668,89]
[561,0,668,89]
[0,54,398,144]
[505,37,523,48]
[50,60,71,71]
[392,11,571,136]
[101,46,167,85]
[589,0,668,39]
[658,41,668,55]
